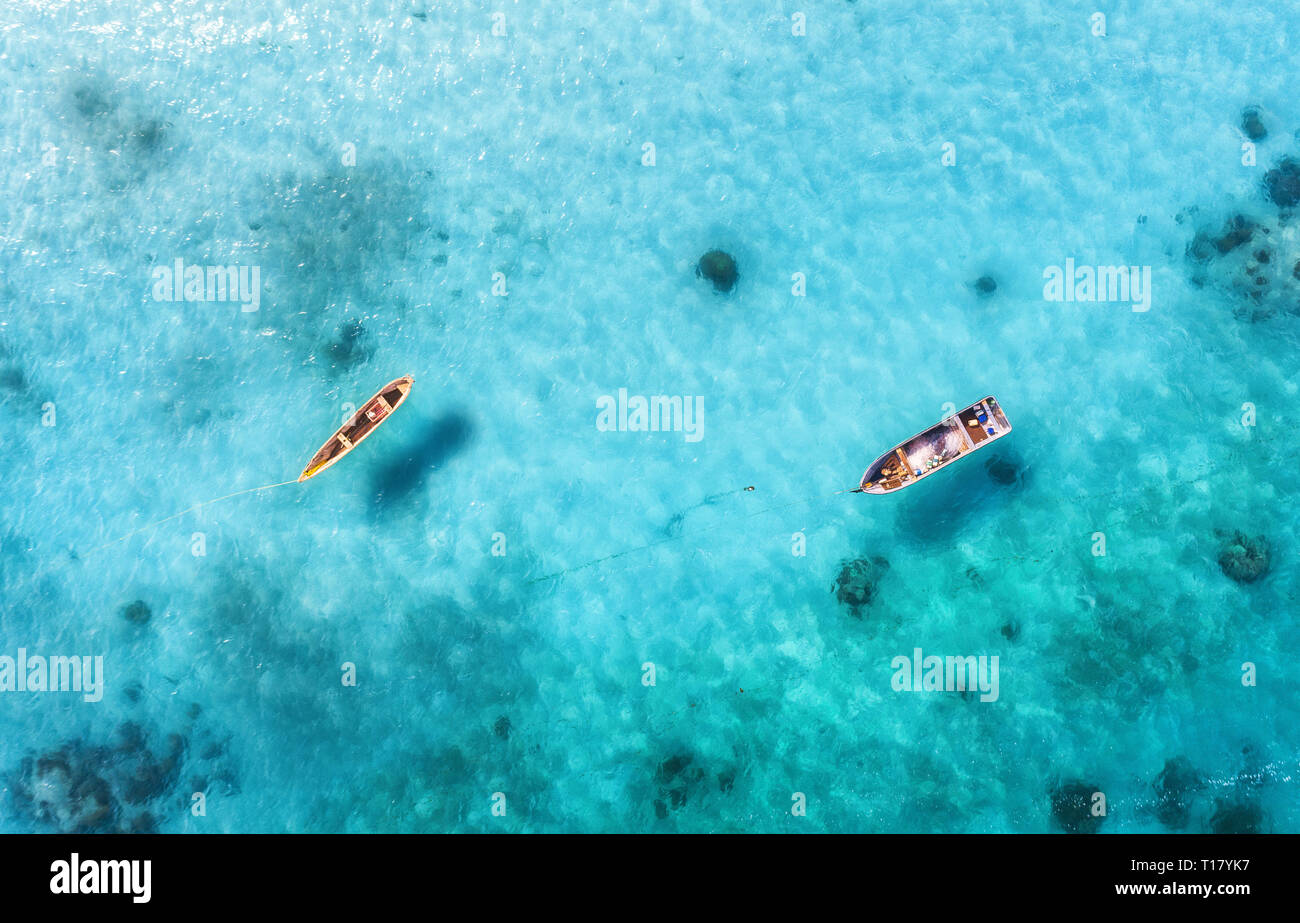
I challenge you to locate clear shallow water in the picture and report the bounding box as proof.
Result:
[0,0,1296,832]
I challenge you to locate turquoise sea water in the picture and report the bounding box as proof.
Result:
[1,1,1296,832]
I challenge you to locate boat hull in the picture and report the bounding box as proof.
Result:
[298,375,414,482]
[859,396,1012,494]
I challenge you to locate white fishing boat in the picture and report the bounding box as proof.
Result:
[858,396,1012,494]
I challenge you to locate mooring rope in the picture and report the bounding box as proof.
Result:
[526,483,863,584]
[522,448,1282,586]
[86,479,300,554]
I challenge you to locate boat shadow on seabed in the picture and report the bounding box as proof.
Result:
[890,451,1027,546]
[369,411,474,509]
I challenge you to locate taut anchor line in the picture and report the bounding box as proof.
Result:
[86,375,415,553]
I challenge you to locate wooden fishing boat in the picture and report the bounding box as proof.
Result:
[298,375,414,482]
[858,396,1012,494]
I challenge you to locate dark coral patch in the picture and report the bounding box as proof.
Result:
[72,83,116,121]
[833,556,890,617]
[1152,756,1202,830]
[249,161,436,332]
[696,249,738,293]
[121,600,152,625]
[1187,215,1257,263]
[1240,106,1267,142]
[973,275,997,296]
[9,716,237,833]
[1181,210,1297,321]
[1216,530,1270,584]
[128,812,159,834]
[1209,797,1266,834]
[654,752,706,813]
[122,734,185,807]
[129,118,167,155]
[66,79,174,188]
[18,751,116,832]
[1215,217,1255,253]
[0,368,26,392]
[324,319,372,371]
[1050,780,1104,833]
[1263,157,1300,208]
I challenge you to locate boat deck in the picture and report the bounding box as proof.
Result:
[299,376,413,481]
[859,396,1011,494]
